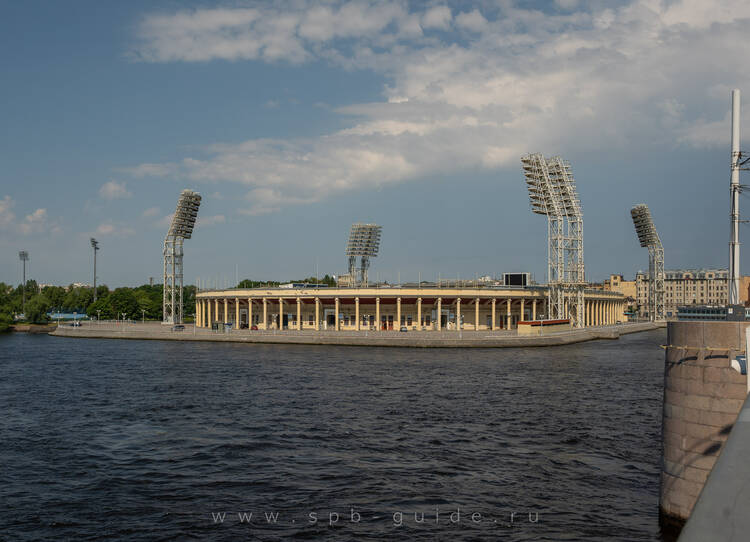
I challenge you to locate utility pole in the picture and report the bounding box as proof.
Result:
[729,89,742,305]
[19,251,29,317]
[90,238,99,302]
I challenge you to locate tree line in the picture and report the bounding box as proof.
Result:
[0,275,337,330]
[0,281,196,328]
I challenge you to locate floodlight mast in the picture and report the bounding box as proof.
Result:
[345,223,382,286]
[522,154,585,327]
[630,204,665,321]
[163,190,201,325]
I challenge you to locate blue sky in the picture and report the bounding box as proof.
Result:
[1,0,749,288]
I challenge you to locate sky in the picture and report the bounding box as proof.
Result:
[1,0,750,288]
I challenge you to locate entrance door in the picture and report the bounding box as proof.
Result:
[388,315,394,330]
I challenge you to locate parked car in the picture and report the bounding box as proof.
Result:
[69,321,81,327]
[399,326,408,332]
[172,324,185,331]
[251,325,258,330]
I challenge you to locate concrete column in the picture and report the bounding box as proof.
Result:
[456,298,461,331]
[196,300,201,327]
[235,298,240,328]
[376,297,380,331]
[417,298,422,329]
[279,297,284,330]
[207,299,211,327]
[436,298,442,330]
[214,299,219,324]
[506,299,512,329]
[248,298,253,328]
[532,299,537,321]
[355,297,360,331]
[520,299,525,322]
[297,298,301,331]
[262,298,267,330]
[222,298,227,324]
[315,297,320,331]
[335,297,340,331]
[397,297,401,328]
[475,298,480,330]
[491,298,496,330]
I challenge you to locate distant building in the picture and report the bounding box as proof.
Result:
[636,269,729,318]
[604,274,637,319]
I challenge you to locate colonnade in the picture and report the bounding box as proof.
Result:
[194,294,625,331]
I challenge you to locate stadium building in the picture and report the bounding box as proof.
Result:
[195,285,625,331]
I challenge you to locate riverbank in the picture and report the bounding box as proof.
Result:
[50,321,664,347]
[10,324,58,334]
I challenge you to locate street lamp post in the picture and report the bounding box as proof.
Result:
[97,310,101,325]
[142,309,146,324]
[19,251,29,318]
[90,238,99,303]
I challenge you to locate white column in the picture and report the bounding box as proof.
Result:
[376,297,380,331]
[397,297,401,328]
[355,297,360,331]
[315,297,320,331]
[456,298,461,331]
[335,297,340,331]
[417,298,422,329]
[436,298,442,331]
[506,299,512,329]
[279,297,284,330]
[297,298,302,330]
[491,298,496,330]
[532,299,537,321]
[248,298,253,328]
[235,298,240,328]
[262,298,267,330]
[475,298,480,330]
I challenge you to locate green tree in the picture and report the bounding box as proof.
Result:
[108,288,139,319]
[0,311,12,332]
[25,294,52,324]
[87,297,114,319]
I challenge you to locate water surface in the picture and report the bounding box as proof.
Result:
[1,331,667,540]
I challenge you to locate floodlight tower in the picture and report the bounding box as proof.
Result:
[345,223,382,286]
[163,189,201,324]
[522,153,585,326]
[729,89,742,305]
[90,238,99,302]
[19,251,29,316]
[631,204,664,321]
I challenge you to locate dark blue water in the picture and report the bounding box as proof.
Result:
[1,331,667,541]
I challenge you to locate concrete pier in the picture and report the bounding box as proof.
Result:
[660,321,749,527]
[50,321,663,348]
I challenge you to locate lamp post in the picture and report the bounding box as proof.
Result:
[19,251,29,318]
[142,309,146,324]
[90,238,99,302]
[97,309,101,325]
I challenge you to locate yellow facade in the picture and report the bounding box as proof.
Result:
[195,286,625,330]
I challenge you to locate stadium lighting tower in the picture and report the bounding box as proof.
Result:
[631,204,664,321]
[19,251,29,317]
[522,154,585,326]
[90,238,99,302]
[346,223,382,286]
[163,189,201,325]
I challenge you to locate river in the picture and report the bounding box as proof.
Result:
[1,330,668,540]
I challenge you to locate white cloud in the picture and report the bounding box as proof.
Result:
[96,222,135,237]
[129,1,750,214]
[18,208,48,235]
[197,214,226,226]
[99,180,132,200]
[141,206,160,217]
[0,195,15,229]
[0,196,56,235]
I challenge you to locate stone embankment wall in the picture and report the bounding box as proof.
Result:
[661,321,749,524]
